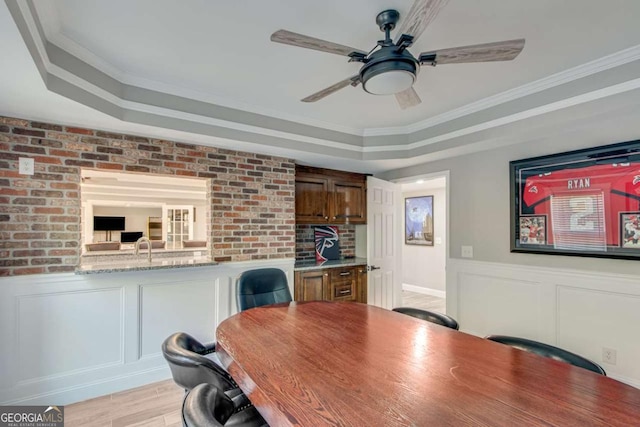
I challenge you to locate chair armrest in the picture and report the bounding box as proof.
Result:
[201,342,216,355]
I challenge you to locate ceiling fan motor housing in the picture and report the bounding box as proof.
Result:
[360,46,419,95]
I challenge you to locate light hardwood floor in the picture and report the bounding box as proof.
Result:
[401,290,446,314]
[65,292,446,426]
[65,379,184,427]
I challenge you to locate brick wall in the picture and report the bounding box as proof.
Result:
[0,116,295,276]
[295,224,356,261]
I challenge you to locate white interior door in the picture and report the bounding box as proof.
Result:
[162,205,194,249]
[367,176,401,309]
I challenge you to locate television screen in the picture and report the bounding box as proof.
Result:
[120,231,143,243]
[93,216,125,231]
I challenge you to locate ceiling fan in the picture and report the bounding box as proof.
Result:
[270,0,525,109]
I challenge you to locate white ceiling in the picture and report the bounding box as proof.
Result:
[2,0,640,174]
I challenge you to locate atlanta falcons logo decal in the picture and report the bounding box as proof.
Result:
[633,175,640,185]
[528,185,538,193]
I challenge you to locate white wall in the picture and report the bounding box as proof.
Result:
[402,187,446,293]
[0,259,295,405]
[92,206,162,242]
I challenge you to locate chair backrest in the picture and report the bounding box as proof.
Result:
[392,307,460,330]
[182,383,234,427]
[485,335,606,375]
[236,268,292,311]
[161,332,238,391]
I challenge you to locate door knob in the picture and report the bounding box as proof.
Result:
[367,265,381,271]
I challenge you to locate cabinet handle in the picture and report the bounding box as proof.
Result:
[339,272,351,276]
[324,216,329,220]
[339,290,351,294]
[323,273,328,276]
[332,216,336,219]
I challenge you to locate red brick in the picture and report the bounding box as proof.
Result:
[0,188,28,196]
[96,162,124,170]
[33,207,65,214]
[65,127,94,135]
[49,149,79,158]
[13,267,46,275]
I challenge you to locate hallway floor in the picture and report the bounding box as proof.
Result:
[401,290,446,314]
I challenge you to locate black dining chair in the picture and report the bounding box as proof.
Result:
[236,268,292,311]
[392,307,459,330]
[161,332,253,410]
[182,383,268,427]
[485,335,606,375]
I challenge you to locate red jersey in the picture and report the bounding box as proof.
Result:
[522,163,640,248]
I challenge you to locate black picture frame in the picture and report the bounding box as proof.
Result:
[405,195,434,246]
[510,138,640,260]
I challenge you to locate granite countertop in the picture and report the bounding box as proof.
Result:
[75,256,218,275]
[294,257,368,271]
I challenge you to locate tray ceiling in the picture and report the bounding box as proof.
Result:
[3,0,640,173]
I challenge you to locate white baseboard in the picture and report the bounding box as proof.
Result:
[402,283,446,299]
[6,367,171,406]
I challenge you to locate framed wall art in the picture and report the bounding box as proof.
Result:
[510,139,640,260]
[405,196,434,246]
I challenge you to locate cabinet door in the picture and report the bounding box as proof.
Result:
[357,267,368,304]
[295,177,329,223]
[294,270,328,301]
[329,267,357,302]
[331,180,366,224]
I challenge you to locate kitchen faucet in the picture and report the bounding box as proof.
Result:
[135,236,152,263]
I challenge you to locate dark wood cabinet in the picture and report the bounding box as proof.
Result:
[295,165,366,224]
[357,266,368,304]
[294,265,367,303]
[295,269,328,301]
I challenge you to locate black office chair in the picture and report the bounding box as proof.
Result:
[392,307,460,330]
[182,383,268,427]
[161,332,252,410]
[485,335,606,375]
[236,268,292,311]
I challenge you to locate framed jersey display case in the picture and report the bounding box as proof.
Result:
[510,139,640,260]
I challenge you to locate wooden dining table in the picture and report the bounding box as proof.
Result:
[215,301,640,426]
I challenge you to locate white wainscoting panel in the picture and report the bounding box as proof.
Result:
[556,285,640,384]
[0,259,294,405]
[139,280,217,358]
[448,258,640,389]
[457,272,542,339]
[16,287,124,383]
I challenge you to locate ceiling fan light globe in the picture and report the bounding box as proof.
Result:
[363,70,415,95]
[360,54,418,95]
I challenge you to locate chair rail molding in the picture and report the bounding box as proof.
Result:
[0,258,295,405]
[446,257,640,389]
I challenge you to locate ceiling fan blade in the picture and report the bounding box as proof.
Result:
[420,39,525,65]
[395,0,450,43]
[395,87,422,109]
[301,75,361,103]
[271,30,367,57]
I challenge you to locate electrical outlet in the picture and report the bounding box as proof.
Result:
[19,157,35,175]
[461,245,473,258]
[602,347,617,365]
